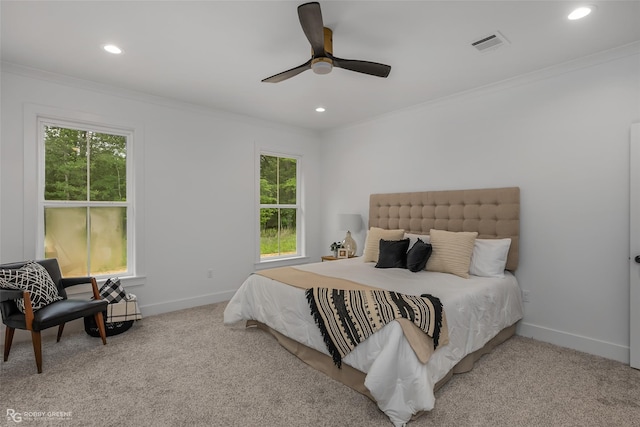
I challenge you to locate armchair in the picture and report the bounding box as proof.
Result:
[0,259,108,373]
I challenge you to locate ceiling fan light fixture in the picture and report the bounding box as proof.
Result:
[311,58,332,75]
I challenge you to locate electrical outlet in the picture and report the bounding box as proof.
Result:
[522,290,530,303]
[207,269,213,279]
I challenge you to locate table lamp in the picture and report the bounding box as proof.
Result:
[338,213,362,257]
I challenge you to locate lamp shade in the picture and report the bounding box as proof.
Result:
[338,214,362,232]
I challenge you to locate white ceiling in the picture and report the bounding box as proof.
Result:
[2,1,640,132]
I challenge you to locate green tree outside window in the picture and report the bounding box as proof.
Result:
[43,125,128,276]
[260,154,298,258]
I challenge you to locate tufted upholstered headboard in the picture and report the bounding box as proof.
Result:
[369,187,520,271]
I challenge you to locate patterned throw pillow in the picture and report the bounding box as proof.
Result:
[99,278,127,303]
[0,261,63,313]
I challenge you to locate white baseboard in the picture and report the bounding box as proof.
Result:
[517,322,630,364]
[138,289,236,317]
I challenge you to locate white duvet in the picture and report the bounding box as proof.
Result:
[223,258,523,426]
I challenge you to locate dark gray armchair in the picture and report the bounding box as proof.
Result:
[0,259,108,373]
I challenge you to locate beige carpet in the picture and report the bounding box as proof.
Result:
[1,302,640,427]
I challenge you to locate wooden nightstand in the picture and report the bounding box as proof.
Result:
[321,255,357,262]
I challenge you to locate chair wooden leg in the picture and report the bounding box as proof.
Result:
[57,323,65,342]
[95,312,107,345]
[4,326,15,361]
[31,331,43,374]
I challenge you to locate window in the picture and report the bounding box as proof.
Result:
[259,153,301,260]
[39,120,132,278]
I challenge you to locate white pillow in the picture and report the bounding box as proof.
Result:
[404,233,430,250]
[469,238,512,278]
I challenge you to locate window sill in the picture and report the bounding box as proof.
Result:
[254,256,310,270]
[65,275,146,296]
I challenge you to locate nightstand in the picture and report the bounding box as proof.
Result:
[321,255,357,262]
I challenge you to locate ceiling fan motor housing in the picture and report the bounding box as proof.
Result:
[311,28,334,74]
[321,27,333,55]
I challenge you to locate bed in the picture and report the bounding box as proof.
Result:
[224,187,522,426]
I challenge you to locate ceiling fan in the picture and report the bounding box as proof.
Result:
[262,2,392,83]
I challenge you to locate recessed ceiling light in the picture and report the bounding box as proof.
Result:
[568,6,594,20]
[103,44,123,54]
[315,107,326,113]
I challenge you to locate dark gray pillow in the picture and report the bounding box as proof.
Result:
[375,239,410,269]
[407,239,433,272]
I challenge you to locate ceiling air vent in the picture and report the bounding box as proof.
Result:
[471,31,510,53]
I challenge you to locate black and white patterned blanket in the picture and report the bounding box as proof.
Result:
[305,288,443,368]
[98,278,142,322]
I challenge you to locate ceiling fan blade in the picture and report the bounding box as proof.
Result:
[298,2,325,57]
[261,60,312,83]
[330,55,391,78]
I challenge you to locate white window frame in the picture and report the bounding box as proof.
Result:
[256,148,305,265]
[24,104,145,288]
[37,118,134,278]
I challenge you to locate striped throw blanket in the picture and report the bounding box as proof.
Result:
[306,288,443,368]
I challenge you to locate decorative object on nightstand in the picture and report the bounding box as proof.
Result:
[330,241,342,257]
[338,213,361,257]
[337,248,349,259]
